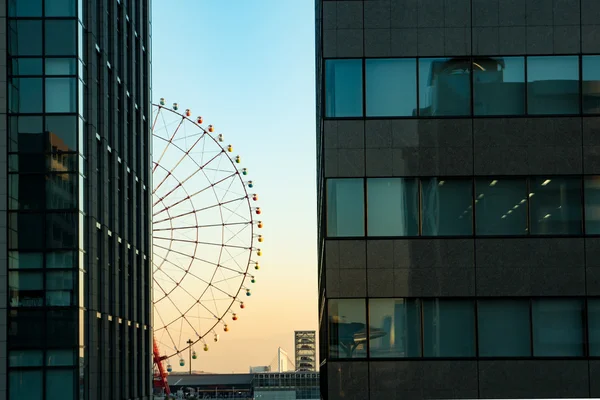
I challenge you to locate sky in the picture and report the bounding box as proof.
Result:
[150,1,318,373]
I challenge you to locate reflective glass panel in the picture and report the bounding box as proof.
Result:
[45,20,77,56]
[9,271,44,307]
[583,56,600,114]
[418,58,471,116]
[11,58,43,76]
[423,299,475,357]
[47,349,75,366]
[588,299,600,356]
[527,56,580,115]
[8,213,44,250]
[46,173,77,210]
[9,20,43,56]
[328,299,367,359]
[325,59,363,117]
[9,370,42,400]
[8,252,43,269]
[46,212,78,248]
[46,270,74,306]
[8,78,43,113]
[46,116,77,152]
[46,369,75,400]
[477,299,531,357]
[474,57,525,116]
[367,178,418,236]
[475,178,528,235]
[46,58,77,75]
[46,309,77,347]
[46,78,77,113]
[8,0,42,16]
[47,251,77,269]
[9,350,43,367]
[9,154,46,173]
[586,176,600,234]
[45,0,76,16]
[421,178,472,236]
[9,116,43,153]
[529,177,582,235]
[9,174,45,210]
[369,299,421,357]
[366,58,417,117]
[326,179,364,237]
[8,309,44,347]
[532,298,584,356]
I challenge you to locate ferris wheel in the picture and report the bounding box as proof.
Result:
[151,99,263,386]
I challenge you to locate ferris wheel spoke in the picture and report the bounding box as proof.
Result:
[153,114,185,174]
[221,203,252,224]
[154,236,250,251]
[153,195,248,225]
[154,221,251,233]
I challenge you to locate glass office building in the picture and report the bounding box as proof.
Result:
[316,0,600,398]
[0,0,152,399]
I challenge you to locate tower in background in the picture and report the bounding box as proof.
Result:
[294,330,316,372]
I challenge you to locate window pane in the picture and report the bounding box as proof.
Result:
[9,174,45,210]
[9,350,43,367]
[366,59,417,117]
[11,58,43,76]
[326,179,364,237]
[477,299,531,357]
[369,298,421,357]
[585,177,600,234]
[529,177,582,235]
[328,299,367,359]
[47,251,77,268]
[474,57,525,116]
[9,116,44,153]
[367,178,418,236]
[583,56,600,114]
[421,178,472,236]
[46,116,78,152]
[46,369,75,400]
[45,0,76,16]
[48,153,78,172]
[9,370,42,400]
[475,178,528,235]
[418,58,471,116]
[8,252,43,269]
[47,349,75,366]
[46,270,75,306]
[9,271,44,307]
[9,154,47,173]
[8,309,44,348]
[9,20,43,56]
[9,78,43,113]
[46,212,78,248]
[46,78,77,113]
[46,58,77,75]
[46,173,77,210]
[423,299,475,357]
[527,56,580,115]
[532,298,584,356]
[588,299,600,356]
[8,0,42,16]
[46,309,77,347]
[45,20,77,56]
[325,59,363,117]
[9,213,44,250]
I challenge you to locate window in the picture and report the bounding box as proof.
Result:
[9,350,43,367]
[11,58,43,76]
[422,299,475,357]
[9,78,43,113]
[326,179,364,237]
[477,299,531,357]
[527,56,580,115]
[9,174,46,210]
[46,116,78,152]
[474,57,525,116]
[8,0,42,16]
[8,252,43,269]
[47,251,77,269]
[9,116,43,153]
[325,59,363,117]
[367,178,418,236]
[46,369,76,400]
[9,271,44,307]
[47,349,75,366]
[46,270,74,306]
[9,370,43,400]
[45,20,77,56]
[475,178,528,235]
[45,0,76,16]
[588,299,600,356]
[369,299,421,357]
[365,59,417,117]
[9,213,44,250]
[46,78,77,113]
[418,58,471,116]
[46,212,78,248]
[46,173,77,210]
[8,309,45,347]
[583,56,600,114]
[421,178,472,236]
[532,298,584,356]
[9,20,43,56]
[328,299,367,358]
[46,309,77,347]
[46,58,77,76]
[529,177,582,235]
[585,177,600,234]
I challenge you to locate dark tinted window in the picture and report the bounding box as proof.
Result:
[9,213,44,250]
[325,59,363,117]
[46,78,77,113]
[421,178,472,236]
[588,299,600,356]
[11,58,43,76]
[326,179,364,237]
[328,299,367,359]
[478,299,531,356]
[8,0,42,16]
[9,20,43,56]
[369,299,421,357]
[366,58,417,117]
[8,174,45,210]
[46,212,77,248]
[532,299,584,356]
[45,20,77,56]
[585,176,600,234]
[45,0,76,16]
[527,56,580,115]
[474,57,525,116]
[9,78,43,113]
[367,178,418,236]
[529,177,582,235]
[583,56,600,114]
[423,299,475,357]
[418,58,471,116]
[9,116,44,153]
[46,116,77,152]
[475,178,528,235]
[46,173,77,210]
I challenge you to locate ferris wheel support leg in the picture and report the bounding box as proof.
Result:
[153,338,171,395]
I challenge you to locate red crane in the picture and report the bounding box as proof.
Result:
[153,338,171,395]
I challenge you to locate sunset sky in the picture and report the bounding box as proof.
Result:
[151,0,318,373]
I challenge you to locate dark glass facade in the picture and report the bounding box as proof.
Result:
[316,0,600,399]
[1,0,152,399]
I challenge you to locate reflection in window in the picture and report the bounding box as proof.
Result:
[9,174,45,210]
[9,271,44,307]
[47,309,77,347]
[47,251,76,269]
[367,178,418,236]
[532,299,584,356]
[8,309,45,347]
[585,177,600,234]
[475,178,528,235]
[369,299,421,357]
[478,299,531,357]
[46,212,77,248]
[45,0,76,16]
[474,57,525,116]
[11,58,43,76]
[366,59,417,117]
[8,252,43,269]
[328,299,367,359]
[8,0,42,16]
[583,56,600,114]
[423,299,475,357]
[9,213,44,250]
[8,78,43,113]
[46,369,75,400]
[588,299,600,356]
[46,78,77,113]
[9,20,43,56]
[45,20,77,56]
[9,370,43,400]
[325,59,363,117]
[326,179,364,237]
[529,177,582,235]
[46,270,74,306]
[46,116,77,152]
[421,178,472,236]
[9,116,44,153]
[46,173,77,210]
[527,56,580,115]
[46,58,77,75]
[418,58,471,116]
